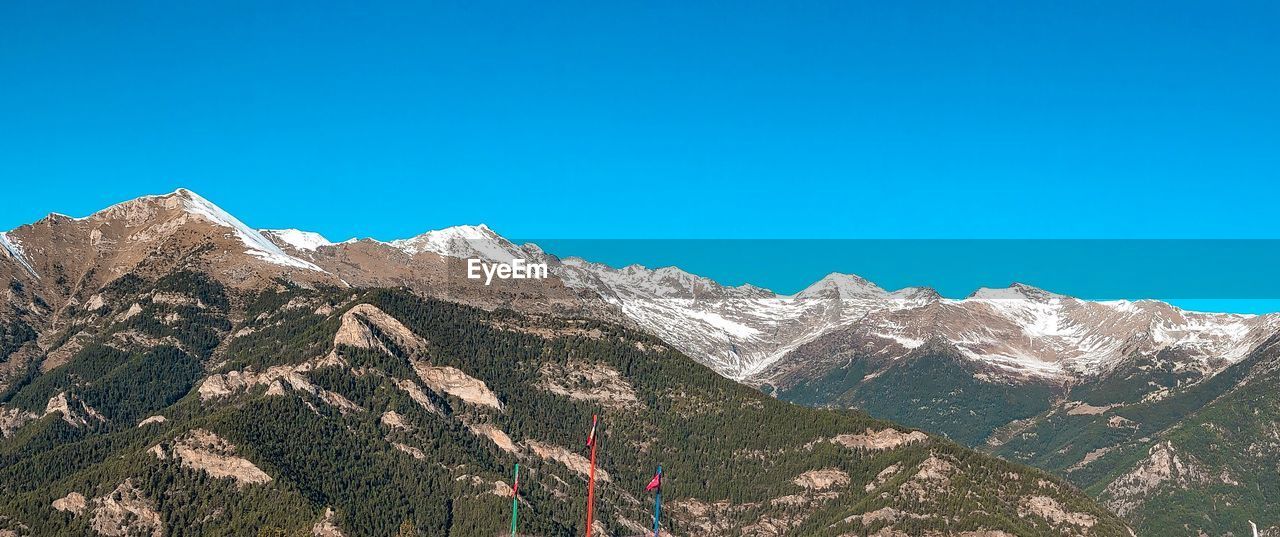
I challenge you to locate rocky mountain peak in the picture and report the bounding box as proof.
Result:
[6,189,1279,386]
[387,223,524,261]
[262,229,334,251]
[795,272,888,300]
[968,282,1062,302]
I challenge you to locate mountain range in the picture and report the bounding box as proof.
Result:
[1,189,1275,536]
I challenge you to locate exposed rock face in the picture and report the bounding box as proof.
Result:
[865,462,903,492]
[121,303,143,321]
[379,410,410,430]
[197,359,336,400]
[312,508,343,537]
[412,363,502,409]
[1019,495,1097,529]
[44,391,106,427]
[198,368,279,399]
[334,304,427,355]
[1101,441,1207,517]
[792,469,850,490]
[898,455,956,502]
[0,406,37,438]
[136,415,167,427]
[848,506,941,532]
[467,423,519,454]
[150,291,202,308]
[537,360,639,409]
[486,479,512,497]
[859,506,906,525]
[41,331,89,372]
[198,354,359,414]
[1107,415,1136,429]
[153,429,272,486]
[108,329,186,353]
[391,442,426,460]
[394,379,444,415]
[1067,446,1115,472]
[300,302,504,412]
[914,456,955,481]
[89,480,163,537]
[1066,401,1115,416]
[52,492,87,515]
[669,498,746,536]
[831,428,929,450]
[525,440,610,482]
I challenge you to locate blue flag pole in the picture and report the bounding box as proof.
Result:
[510,463,520,537]
[652,465,662,537]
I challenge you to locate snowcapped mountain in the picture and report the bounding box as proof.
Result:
[545,263,940,378]
[0,189,333,311]
[761,284,1279,403]
[5,189,1276,385]
[548,261,1280,383]
[4,189,1276,537]
[171,190,324,271]
[384,224,532,262]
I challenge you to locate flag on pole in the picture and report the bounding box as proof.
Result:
[648,465,663,537]
[585,414,598,449]
[645,469,662,492]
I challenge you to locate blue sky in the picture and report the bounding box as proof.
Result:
[2,2,1278,310]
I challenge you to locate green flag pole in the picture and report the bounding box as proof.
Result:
[510,463,520,537]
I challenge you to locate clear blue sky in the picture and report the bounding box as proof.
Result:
[2,2,1278,310]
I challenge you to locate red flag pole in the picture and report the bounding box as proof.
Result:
[585,414,598,537]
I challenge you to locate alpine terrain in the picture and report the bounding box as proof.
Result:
[0,189,1268,536]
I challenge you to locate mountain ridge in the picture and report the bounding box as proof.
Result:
[0,230,1132,535]
[4,188,1277,535]
[6,189,1275,385]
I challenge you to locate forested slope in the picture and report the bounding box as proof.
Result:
[0,273,1129,536]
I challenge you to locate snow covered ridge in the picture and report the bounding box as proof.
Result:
[546,259,1280,381]
[9,188,1279,383]
[37,188,327,272]
[0,231,39,279]
[171,190,325,271]
[386,224,530,262]
[121,191,1280,380]
[261,229,333,251]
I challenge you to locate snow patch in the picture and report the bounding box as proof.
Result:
[682,309,761,339]
[174,189,324,271]
[388,224,523,261]
[0,232,38,279]
[263,228,333,251]
[794,273,887,300]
